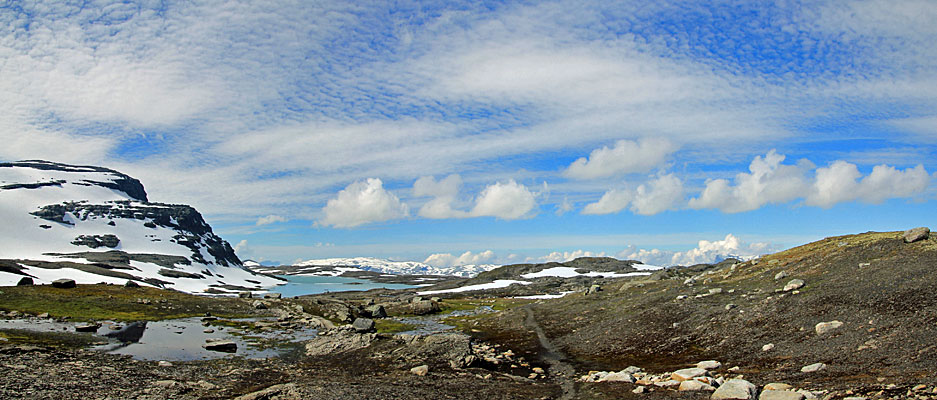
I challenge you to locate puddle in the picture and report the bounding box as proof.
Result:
[0,317,318,361]
[393,306,495,336]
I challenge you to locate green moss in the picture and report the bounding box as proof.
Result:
[374,319,416,334]
[0,284,254,322]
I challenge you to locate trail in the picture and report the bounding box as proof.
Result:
[523,305,577,400]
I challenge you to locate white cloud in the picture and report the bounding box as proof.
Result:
[318,178,409,228]
[689,150,812,213]
[233,239,251,257]
[531,250,607,263]
[807,162,930,207]
[424,250,497,267]
[256,215,288,226]
[554,196,574,216]
[413,175,469,219]
[618,234,772,266]
[564,138,676,179]
[469,180,538,220]
[630,173,684,215]
[582,189,633,215]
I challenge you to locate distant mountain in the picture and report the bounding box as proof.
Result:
[0,160,282,294]
[293,257,500,277]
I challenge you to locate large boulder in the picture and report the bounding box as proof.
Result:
[783,279,804,292]
[52,278,76,289]
[364,305,387,319]
[352,317,375,333]
[16,277,33,286]
[305,329,377,356]
[903,227,930,243]
[409,300,440,315]
[815,321,843,335]
[672,367,708,381]
[711,379,758,399]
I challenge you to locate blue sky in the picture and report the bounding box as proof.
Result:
[2,1,936,266]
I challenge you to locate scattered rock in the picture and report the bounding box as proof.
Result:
[410,365,429,376]
[600,372,634,383]
[203,340,237,352]
[762,343,775,352]
[672,367,708,381]
[759,391,805,400]
[238,292,252,298]
[783,279,805,292]
[711,379,758,400]
[16,277,33,286]
[680,380,716,391]
[409,300,440,315]
[263,293,282,299]
[903,227,930,243]
[52,278,76,289]
[158,361,173,367]
[815,321,843,335]
[800,363,827,373]
[763,383,793,391]
[633,386,646,394]
[697,360,722,370]
[709,288,723,295]
[587,284,602,295]
[364,305,386,319]
[725,304,737,310]
[252,300,267,310]
[37,313,49,318]
[351,318,375,333]
[233,383,299,400]
[774,271,788,280]
[124,280,140,288]
[305,329,377,356]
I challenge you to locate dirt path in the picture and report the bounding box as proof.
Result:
[523,305,577,400]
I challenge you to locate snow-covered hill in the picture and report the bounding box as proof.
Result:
[293,257,499,277]
[0,160,282,294]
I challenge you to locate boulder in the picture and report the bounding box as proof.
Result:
[680,380,716,392]
[158,361,173,367]
[599,372,634,383]
[263,292,282,299]
[52,278,76,289]
[903,227,930,243]
[759,391,805,400]
[16,277,33,286]
[587,284,602,295]
[783,279,804,292]
[410,365,429,376]
[305,330,377,356]
[364,305,386,319]
[800,363,826,373]
[352,317,375,333]
[697,360,722,370]
[763,383,793,391]
[672,367,708,381]
[762,343,775,352]
[124,280,140,288]
[711,379,758,400]
[203,340,237,352]
[815,321,843,335]
[774,271,788,280]
[409,300,440,315]
[251,300,267,310]
[238,292,252,298]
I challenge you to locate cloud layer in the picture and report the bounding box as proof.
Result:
[319,179,409,228]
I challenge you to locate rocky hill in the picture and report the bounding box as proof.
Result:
[0,160,282,294]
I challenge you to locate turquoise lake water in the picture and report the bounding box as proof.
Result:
[268,274,416,297]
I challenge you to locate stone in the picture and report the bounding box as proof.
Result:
[774,271,788,280]
[655,380,682,388]
[709,288,723,295]
[697,360,722,370]
[633,386,646,394]
[124,280,140,288]
[252,300,267,310]
[263,292,281,299]
[234,383,299,400]
[75,323,100,332]
[903,227,930,243]
[153,380,181,389]
[676,295,688,300]
[725,304,737,310]
[815,321,843,335]
[410,365,429,376]
[763,383,793,391]
[711,379,758,400]
[16,277,33,286]
[364,305,387,319]
[587,284,602,295]
[158,361,173,367]
[762,343,775,352]
[680,380,716,391]
[800,363,826,373]
[352,317,375,333]
[599,372,634,383]
[52,278,76,289]
[238,291,252,298]
[409,300,440,315]
[37,313,49,318]
[672,367,709,381]
[203,340,237,352]
[532,367,545,374]
[783,279,804,292]
[759,391,805,400]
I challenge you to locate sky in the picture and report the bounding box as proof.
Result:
[2,0,936,267]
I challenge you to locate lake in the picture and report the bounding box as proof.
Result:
[268,274,417,297]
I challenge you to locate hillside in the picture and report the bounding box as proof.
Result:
[0,160,282,294]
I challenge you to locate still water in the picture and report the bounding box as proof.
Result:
[268,274,416,297]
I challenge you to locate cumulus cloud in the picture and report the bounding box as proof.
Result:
[424,250,497,267]
[256,215,288,226]
[618,234,772,266]
[807,162,930,207]
[531,250,607,263]
[581,173,684,215]
[470,180,538,220]
[412,175,469,219]
[318,178,409,228]
[689,150,813,213]
[564,138,676,180]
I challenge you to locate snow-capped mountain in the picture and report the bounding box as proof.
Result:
[293,257,500,277]
[0,160,282,294]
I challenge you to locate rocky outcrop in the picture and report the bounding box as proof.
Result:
[71,234,120,249]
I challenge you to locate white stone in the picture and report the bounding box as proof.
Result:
[599,372,634,383]
[800,363,826,373]
[759,391,805,400]
[679,380,716,391]
[410,365,429,376]
[711,379,758,399]
[672,367,709,381]
[783,279,805,292]
[697,360,722,370]
[762,343,775,352]
[815,321,843,335]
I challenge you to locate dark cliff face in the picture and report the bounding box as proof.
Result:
[0,160,148,202]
